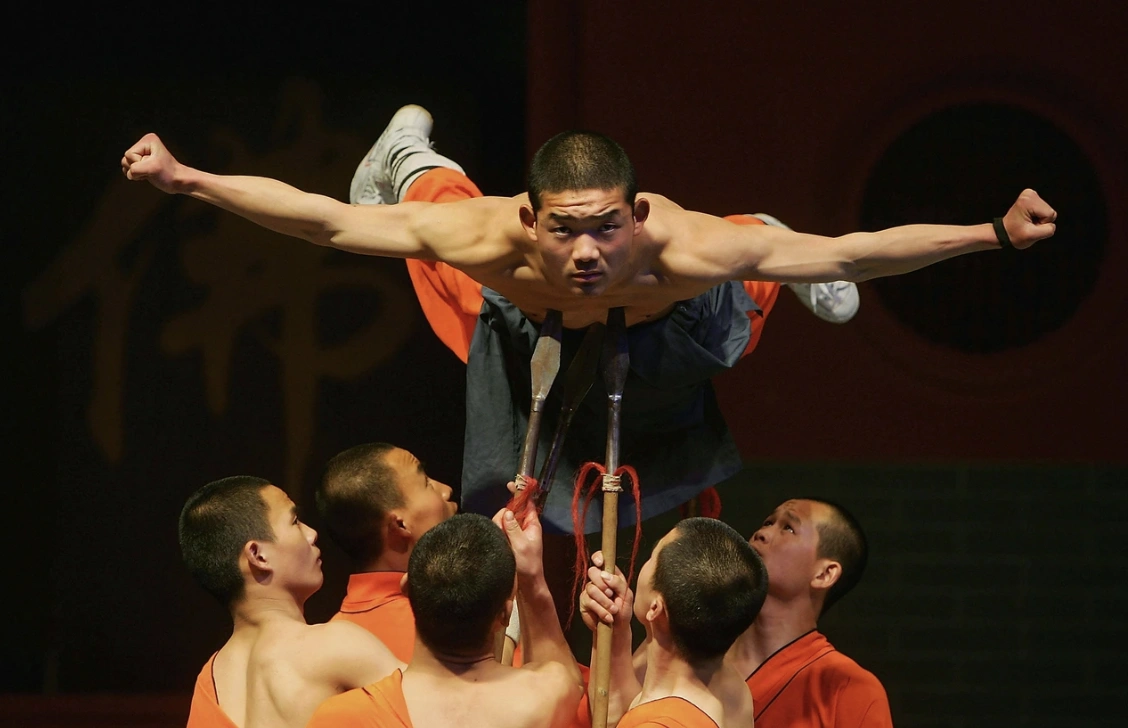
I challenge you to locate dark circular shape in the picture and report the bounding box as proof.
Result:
[860,103,1107,353]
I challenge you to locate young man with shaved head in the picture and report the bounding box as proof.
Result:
[727,498,892,728]
[123,108,1056,544]
[315,442,458,661]
[178,476,401,728]
[307,510,583,728]
[580,517,769,727]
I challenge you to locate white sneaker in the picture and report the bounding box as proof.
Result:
[749,212,860,324]
[349,104,436,205]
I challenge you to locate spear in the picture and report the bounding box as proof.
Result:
[514,309,563,493]
[498,308,563,664]
[533,321,605,510]
[591,307,628,728]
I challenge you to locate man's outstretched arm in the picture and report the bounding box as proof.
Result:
[668,188,1057,284]
[120,133,509,266]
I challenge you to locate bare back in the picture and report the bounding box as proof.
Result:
[399,660,580,728]
[213,620,401,728]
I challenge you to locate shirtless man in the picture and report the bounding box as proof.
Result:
[315,442,459,661]
[178,476,401,728]
[306,510,584,728]
[123,114,1057,533]
[579,517,768,727]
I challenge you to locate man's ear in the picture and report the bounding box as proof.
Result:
[385,511,411,555]
[811,559,842,592]
[632,197,650,233]
[245,540,273,582]
[519,204,539,241]
[399,572,410,597]
[645,592,667,627]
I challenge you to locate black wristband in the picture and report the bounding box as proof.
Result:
[993,217,1013,249]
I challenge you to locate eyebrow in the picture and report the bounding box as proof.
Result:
[546,210,622,222]
[784,509,802,524]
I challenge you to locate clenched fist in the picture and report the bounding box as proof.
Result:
[1001,189,1057,249]
[121,133,182,194]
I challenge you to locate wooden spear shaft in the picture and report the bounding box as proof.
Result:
[592,307,628,728]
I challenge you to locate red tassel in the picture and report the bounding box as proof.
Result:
[567,462,643,629]
[504,476,541,522]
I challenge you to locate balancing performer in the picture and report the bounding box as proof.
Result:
[122,106,1057,538]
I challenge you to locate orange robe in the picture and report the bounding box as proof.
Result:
[306,669,411,728]
[616,697,719,727]
[186,652,238,728]
[746,631,892,728]
[332,571,416,662]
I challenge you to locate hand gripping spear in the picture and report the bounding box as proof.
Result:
[498,308,563,664]
[592,307,628,728]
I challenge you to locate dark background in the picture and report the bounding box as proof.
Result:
[3,1,1126,726]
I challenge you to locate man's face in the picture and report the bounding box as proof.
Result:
[386,447,458,541]
[533,188,637,296]
[634,527,679,623]
[260,484,323,598]
[749,499,831,599]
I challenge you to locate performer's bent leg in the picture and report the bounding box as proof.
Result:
[723,214,782,359]
[351,108,486,362]
[399,169,485,363]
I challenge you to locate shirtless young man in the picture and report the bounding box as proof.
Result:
[123,113,1057,534]
[315,443,459,662]
[178,476,402,728]
[121,124,1056,330]
[579,517,769,727]
[306,510,584,728]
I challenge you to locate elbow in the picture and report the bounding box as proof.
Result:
[840,260,868,283]
[310,230,335,248]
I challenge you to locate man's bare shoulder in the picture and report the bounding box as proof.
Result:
[406,193,528,269]
[636,192,732,247]
[501,662,583,728]
[251,620,392,668]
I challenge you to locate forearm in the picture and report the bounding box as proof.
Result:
[518,576,582,685]
[177,167,350,247]
[836,223,998,281]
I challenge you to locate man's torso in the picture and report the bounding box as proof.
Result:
[209,622,346,728]
[448,193,744,329]
[745,631,892,728]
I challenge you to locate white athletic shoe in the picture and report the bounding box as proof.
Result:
[749,212,860,324]
[349,104,435,205]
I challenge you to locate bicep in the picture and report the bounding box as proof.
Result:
[327,198,510,267]
[670,213,855,284]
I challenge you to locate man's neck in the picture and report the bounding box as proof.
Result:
[406,636,501,678]
[638,637,722,704]
[727,593,819,677]
[362,552,408,573]
[231,592,307,630]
